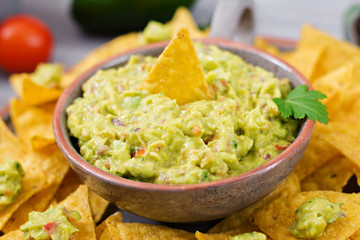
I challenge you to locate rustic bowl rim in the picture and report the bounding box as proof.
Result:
[53,38,315,192]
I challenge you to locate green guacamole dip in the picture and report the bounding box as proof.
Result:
[230,232,267,240]
[0,158,25,210]
[289,198,346,239]
[20,205,81,240]
[67,43,299,184]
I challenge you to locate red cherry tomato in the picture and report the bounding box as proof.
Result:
[0,14,53,73]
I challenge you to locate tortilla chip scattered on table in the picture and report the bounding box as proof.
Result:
[141,26,211,105]
[253,191,360,240]
[10,99,56,150]
[59,185,96,240]
[0,229,23,239]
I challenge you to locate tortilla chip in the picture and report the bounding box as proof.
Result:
[317,122,360,169]
[0,163,46,230]
[141,26,211,105]
[253,191,360,240]
[0,119,49,230]
[22,77,62,106]
[59,185,96,240]
[195,231,231,240]
[0,230,23,239]
[89,190,109,223]
[208,173,300,233]
[168,7,209,39]
[280,45,324,82]
[105,216,195,240]
[52,168,108,223]
[0,118,28,161]
[350,229,360,240]
[195,231,271,240]
[294,124,341,180]
[60,32,141,88]
[96,212,123,240]
[297,24,360,79]
[10,74,62,106]
[301,156,358,192]
[10,99,56,150]
[2,182,60,233]
[254,37,280,56]
[2,145,69,233]
[54,168,83,202]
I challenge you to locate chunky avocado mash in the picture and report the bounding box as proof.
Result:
[20,205,81,240]
[31,63,62,88]
[0,158,25,210]
[230,232,266,240]
[67,43,298,184]
[289,197,346,239]
[142,21,172,44]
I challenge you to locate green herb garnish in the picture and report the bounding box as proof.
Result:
[273,84,329,124]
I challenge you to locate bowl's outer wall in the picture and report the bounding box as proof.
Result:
[55,39,314,222]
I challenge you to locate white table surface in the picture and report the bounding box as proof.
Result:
[0,0,358,109]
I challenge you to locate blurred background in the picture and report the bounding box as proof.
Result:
[0,0,359,109]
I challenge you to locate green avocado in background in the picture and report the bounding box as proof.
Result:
[71,0,194,35]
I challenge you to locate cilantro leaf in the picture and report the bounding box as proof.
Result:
[273,84,329,124]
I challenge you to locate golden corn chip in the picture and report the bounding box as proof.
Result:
[195,231,271,240]
[53,168,109,223]
[100,228,113,240]
[253,191,360,240]
[141,26,211,105]
[96,211,123,239]
[2,182,60,233]
[208,173,300,234]
[301,156,358,192]
[0,119,48,230]
[280,45,324,82]
[254,37,280,57]
[168,7,209,39]
[301,157,358,192]
[0,230,23,239]
[54,168,83,202]
[350,229,360,240]
[61,32,141,88]
[10,74,62,106]
[294,124,341,180]
[317,122,360,169]
[297,24,360,79]
[105,220,194,240]
[89,190,109,223]
[59,185,96,240]
[22,77,62,106]
[2,144,69,232]
[196,231,230,240]
[10,99,56,150]
[0,117,28,161]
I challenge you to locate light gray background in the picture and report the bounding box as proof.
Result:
[0,0,358,109]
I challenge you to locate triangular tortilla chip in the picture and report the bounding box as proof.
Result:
[10,99,56,150]
[2,145,69,233]
[208,173,300,234]
[168,7,209,39]
[141,26,211,105]
[301,156,358,192]
[0,119,48,230]
[9,74,62,106]
[253,191,360,240]
[59,185,96,240]
[0,229,23,239]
